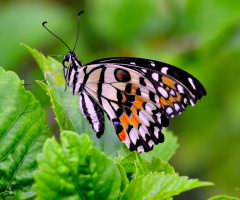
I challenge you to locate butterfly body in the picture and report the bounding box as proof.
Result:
[62,51,206,153]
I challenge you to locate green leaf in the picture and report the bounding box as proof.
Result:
[23,44,122,157]
[37,80,75,132]
[116,146,175,177]
[115,144,131,163]
[208,195,239,200]
[140,155,175,175]
[120,173,213,200]
[116,164,129,193]
[0,67,49,199]
[120,151,146,178]
[147,129,179,162]
[34,131,122,200]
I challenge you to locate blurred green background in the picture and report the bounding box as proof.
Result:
[1,0,240,199]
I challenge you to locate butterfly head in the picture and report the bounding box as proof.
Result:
[42,11,84,87]
[63,52,83,87]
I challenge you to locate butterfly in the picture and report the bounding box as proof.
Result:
[43,11,206,153]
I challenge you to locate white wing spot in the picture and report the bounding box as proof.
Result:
[161,67,169,74]
[188,77,196,90]
[183,98,187,104]
[150,61,155,67]
[138,111,151,126]
[154,127,160,139]
[158,87,169,98]
[124,137,131,149]
[144,102,156,114]
[130,62,136,65]
[148,140,154,147]
[157,116,161,124]
[139,125,150,140]
[137,145,144,153]
[129,128,139,145]
[177,84,184,93]
[190,99,195,106]
[152,73,159,81]
[166,107,173,114]
[174,103,180,111]
[170,89,176,96]
[141,69,147,73]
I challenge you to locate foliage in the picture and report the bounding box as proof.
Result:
[208,196,239,200]
[34,132,122,200]
[34,131,211,200]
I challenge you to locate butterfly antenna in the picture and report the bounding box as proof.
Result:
[72,11,84,52]
[42,21,71,52]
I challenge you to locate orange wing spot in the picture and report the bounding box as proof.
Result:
[160,97,168,109]
[160,101,165,109]
[121,92,127,103]
[130,113,141,129]
[173,92,182,102]
[117,70,126,81]
[118,130,127,141]
[160,92,182,108]
[131,104,138,115]
[167,95,176,106]
[119,112,131,130]
[162,76,177,90]
[134,96,147,109]
[131,84,138,95]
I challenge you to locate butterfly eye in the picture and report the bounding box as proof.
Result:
[114,69,131,82]
[65,53,71,60]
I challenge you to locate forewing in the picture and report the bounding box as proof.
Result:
[87,57,206,100]
[87,57,206,119]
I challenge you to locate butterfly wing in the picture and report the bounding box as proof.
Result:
[78,59,206,152]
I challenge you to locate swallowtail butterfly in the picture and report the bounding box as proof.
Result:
[43,11,206,153]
